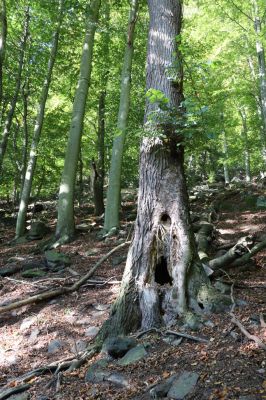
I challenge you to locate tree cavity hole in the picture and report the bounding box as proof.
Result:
[161,213,171,227]
[155,256,173,286]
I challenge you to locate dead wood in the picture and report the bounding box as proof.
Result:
[230,312,266,350]
[209,236,254,271]
[0,384,31,400]
[165,330,209,344]
[0,241,130,314]
[196,221,214,261]
[0,263,22,277]
[230,239,266,267]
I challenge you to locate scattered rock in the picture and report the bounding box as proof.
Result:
[102,336,137,359]
[150,374,178,399]
[71,340,87,353]
[48,339,65,354]
[27,221,50,240]
[85,326,100,337]
[214,280,231,295]
[167,371,199,399]
[29,328,40,343]
[20,317,36,331]
[76,223,91,232]
[111,255,127,267]
[106,372,130,387]
[85,248,102,256]
[45,250,70,270]
[85,359,110,383]
[163,335,183,346]
[118,344,147,366]
[256,196,266,208]
[94,304,110,311]
[8,393,30,400]
[21,269,46,278]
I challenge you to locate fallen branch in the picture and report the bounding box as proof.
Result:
[230,313,266,350]
[0,384,31,400]
[165,330,209,344]
[0,241,130,314]
[230,239,266,267]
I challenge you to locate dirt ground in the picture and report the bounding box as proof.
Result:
[0,187,265,399]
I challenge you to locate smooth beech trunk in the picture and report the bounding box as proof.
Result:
[103,0,139,233]
[0,6,29,175]
[239,108,251,182]
[0,0,7,107]
[55,0,101,242]
[252,0,266,165]
[100,0,221,338]
[93,1,110,216]
[15,0,64,239]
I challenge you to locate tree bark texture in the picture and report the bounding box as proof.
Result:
[100,0,216,339]
[103,0,139,232]
[239,108,251,182]
[55,0,101,242]
[0,5,29,176]
[15,0,64,239]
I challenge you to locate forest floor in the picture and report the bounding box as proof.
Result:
[0,185,265,400]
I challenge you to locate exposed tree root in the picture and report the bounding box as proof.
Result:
[230,312,266,350]
[135,327,209,343]
[0,241,130,314]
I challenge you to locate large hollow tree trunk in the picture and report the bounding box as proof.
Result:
[100,0,222,339]
[103,0,139,233]
[0,5,30,176]
[55,0,101,243]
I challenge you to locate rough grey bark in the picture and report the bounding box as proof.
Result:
[100,0,221,339]
[55,0,101,242]
[103,0,139,232]
[239,107,251,182]
[20,79,29,192]
[0,6,30,176]
[15,0,64,239]
[0,0,7,107]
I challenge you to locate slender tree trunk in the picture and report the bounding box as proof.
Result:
[93,1,110,216]
[15,0,64,239]
[20,79,29,192]
[0,0,7,107]
[100,0,222,339]
[0,5,30,176]
[252,0,266,166]
[55,0,101,242]
[103,0,139,233]
[221,113,230,184]
[93,90,106,215]
[239,107,251,182]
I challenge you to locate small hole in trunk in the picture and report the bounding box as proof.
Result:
[155,256,173,285]
[161,213,171,227]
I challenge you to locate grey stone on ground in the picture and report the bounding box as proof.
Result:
[22,261,46,271]
[71,340,87,353]
[167,371,199,399]
[85,248,102,256]
[256,196,266,208]
[94,303,110,311]
[85,326,99,337]
[214,280,231,294]
[27,221,50,240]
[29,328,40,343]
[150,374,178,399]
[111,255,127,267]
[162,335,183,346]
[21,269,46,278]
[85,359,110,383]
[102,336,137,359]
[76,223,91,232]
[8,393,30,400]
[44,250,70,268]
[118,344,147,366]
[20,316,36,331]
[48,339,65,354]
